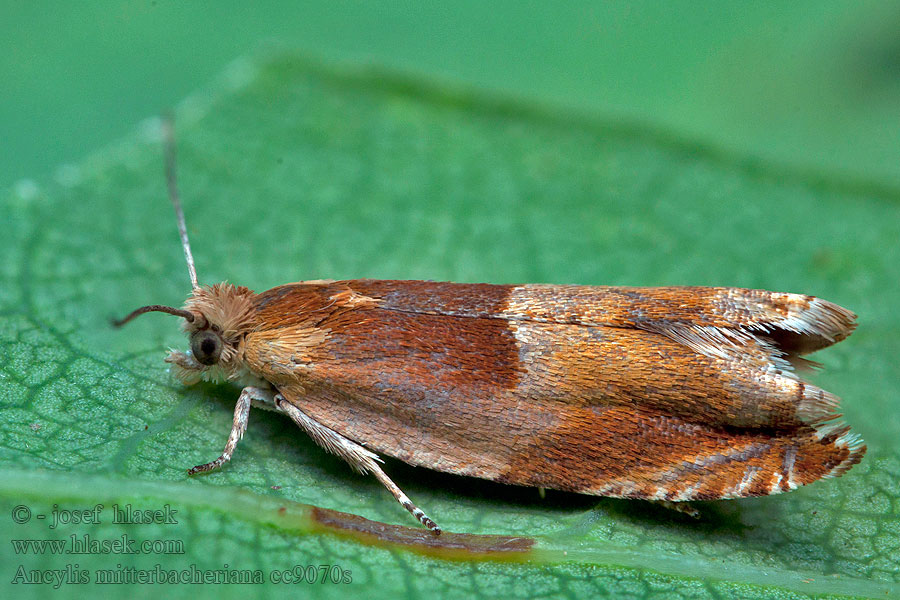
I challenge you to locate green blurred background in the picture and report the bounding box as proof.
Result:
[3,0,900,192]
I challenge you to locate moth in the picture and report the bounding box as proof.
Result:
[115,121,865,534]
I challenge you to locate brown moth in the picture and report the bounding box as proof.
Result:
[115,121,865,534]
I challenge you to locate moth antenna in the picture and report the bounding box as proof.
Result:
[162,115,200,291]
[111,305,195,328]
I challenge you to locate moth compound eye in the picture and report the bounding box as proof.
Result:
[190,330,223,366]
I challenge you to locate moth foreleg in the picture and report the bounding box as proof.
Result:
[166,350,204,385]
[273,394,442,535]
[187,386,271,475]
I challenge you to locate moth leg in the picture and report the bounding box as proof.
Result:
[653,500,701,518]
[187,386,272,475]
[274,393,442,535]
[165,350,204,385]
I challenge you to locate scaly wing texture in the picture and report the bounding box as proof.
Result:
[244,280,864,501]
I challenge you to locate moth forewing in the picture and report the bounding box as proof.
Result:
[241,280,864,503]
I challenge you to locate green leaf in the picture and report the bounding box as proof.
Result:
[2,53,898,599]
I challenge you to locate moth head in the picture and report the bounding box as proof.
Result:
[114,283,256,382]
[111,116,255,382]
[180,283,256,366]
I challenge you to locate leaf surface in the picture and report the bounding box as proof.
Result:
[1,53,898,599]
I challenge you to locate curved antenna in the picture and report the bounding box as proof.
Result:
[112,305,195,328]
[163,114,200,290]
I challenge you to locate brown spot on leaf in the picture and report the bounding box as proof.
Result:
[309,507,534,560]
